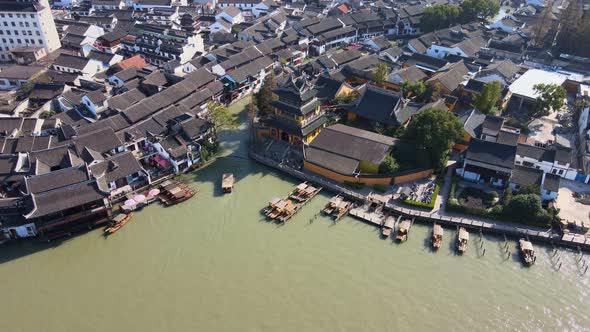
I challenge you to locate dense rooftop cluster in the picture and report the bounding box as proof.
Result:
[0,0,589,242]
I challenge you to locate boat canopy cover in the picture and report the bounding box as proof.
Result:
[520,240,534,251]
[433,225,443,236]
[384,217,395,228]
[459,228,469,239]
[400,220,411,229]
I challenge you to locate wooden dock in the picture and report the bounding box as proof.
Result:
[249,150,590,252]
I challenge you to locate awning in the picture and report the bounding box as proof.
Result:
[153,154,171,168]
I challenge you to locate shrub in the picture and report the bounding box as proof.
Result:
[344,181,365,190]
[379,154,399,174]
[373,184,388,193]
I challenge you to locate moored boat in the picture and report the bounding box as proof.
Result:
[322,195,352,221]
[457,227,469,254]
[382,216,395,238]
[432,224,443,250]
[519,239,536,266]
[222,173,234,193]
[105,213,133,235]
[159,181,195,206]
[396,219,412,242]
[290,182,322,203]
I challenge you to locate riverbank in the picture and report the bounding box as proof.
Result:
[249,150,590,252]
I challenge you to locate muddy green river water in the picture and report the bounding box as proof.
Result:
[0,99,588,331]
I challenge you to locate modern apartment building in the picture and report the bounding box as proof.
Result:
[0,0,61,62]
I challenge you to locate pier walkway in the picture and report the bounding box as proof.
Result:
[249,150,590,251]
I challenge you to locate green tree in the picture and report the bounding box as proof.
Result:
[39,110,56,119]
[334,90,359,104]
[420,5,461,32]
[531,0,556,47]
[473,80,502,114]
[555,0,583,53]
[255,73,276,116]
[372,63,389,87]
[531,83,567,119]
[247,98,257,127]
[427,82,443,102]
[515,184,541,196]
[503,194,550,225]
[379,154,399,174]
[401,80,427,100]
[460,0,500,22]
[208,101,238,134]
[402,108,463,168]
[17,73,52,100]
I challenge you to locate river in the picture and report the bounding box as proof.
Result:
[1,98,589,332]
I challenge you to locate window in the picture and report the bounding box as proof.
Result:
[30,39,35,44]
[558,170,564,175]
[30,14,34,18]
[0,14,4,18]
[35,31,40,36]
[9,39,13,43]
[33,23,37,28]
[16,14,21,18]
[6,30,9,35]
[0,30,3,35]
[38,39,42,44]
[14,31,18,36]
[2,22,7,27]
[8,14,12,18]
[10,22,15,27]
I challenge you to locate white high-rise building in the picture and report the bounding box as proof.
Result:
[0,0,61,62]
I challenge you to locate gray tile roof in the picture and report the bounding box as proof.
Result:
[466,138,516,169]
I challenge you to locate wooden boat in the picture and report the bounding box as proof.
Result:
[457,227,469,254]
[222,173,234,193]
[322,195,340,215]
[382,216,395,238]
[323,195,352,221]
[432,224,443,250]
[264,198,300,222]
[104,213,133,234]
[264,198,283,219]
[290,182,322,203]
[159,181,195,206]
[519,239,536,266]
[396,219,412,242]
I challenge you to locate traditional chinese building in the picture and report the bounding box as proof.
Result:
[260,74,327,146]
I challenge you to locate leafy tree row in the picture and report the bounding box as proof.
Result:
[420,0,500,32]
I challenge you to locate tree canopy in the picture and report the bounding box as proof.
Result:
[459,0,500,22]
[474,80,502,114]
[401,80,427,100]
[420,5,461,32]
[503,194,550,225]
[379,154,399,174]
[402,108,463,168]
[372,63,389,87]
[418,1,499,32]
[255,73,276,116]
[532,83,567,119]
[208,101,238,134]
